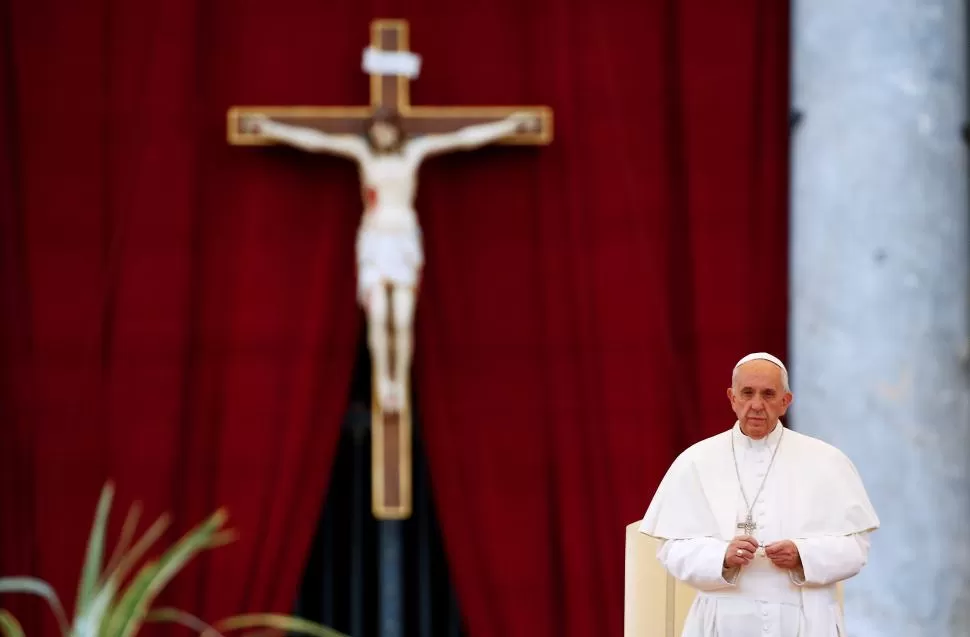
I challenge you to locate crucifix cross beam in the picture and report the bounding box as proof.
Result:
[228,19,553,146]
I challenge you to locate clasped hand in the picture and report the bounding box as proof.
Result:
[724,535,801,570]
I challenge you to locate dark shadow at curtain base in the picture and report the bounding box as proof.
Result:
[294,336,466,637]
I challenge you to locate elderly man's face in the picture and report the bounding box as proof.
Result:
[727,361,792,439]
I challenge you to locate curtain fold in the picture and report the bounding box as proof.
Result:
[413,1,789,636]
[0,0,360,632]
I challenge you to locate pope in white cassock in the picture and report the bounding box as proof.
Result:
[639,353,879,637]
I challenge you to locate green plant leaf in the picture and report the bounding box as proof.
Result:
[110,509,229,637]
[93,512,171,637]
[76,482,115,621]
[208,530,238,549]
[74,581,117,637]
[74,487,171,637]
[103,512,171,587]
[0,577,69,636]
[103,562,160,637]
[2,484,344,637]
[0,610,25,637]
[145,607,224,636]
[103,501,143,580]
[212,614,349,637]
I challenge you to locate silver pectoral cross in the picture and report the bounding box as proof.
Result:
[737,514,758,535]
[737,515,767,556]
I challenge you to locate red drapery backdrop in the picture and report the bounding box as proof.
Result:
[0,1,788,636]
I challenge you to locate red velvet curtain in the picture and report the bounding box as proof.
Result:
[0,0,362,632]
[1,1,788,637]
[412,1,788,635]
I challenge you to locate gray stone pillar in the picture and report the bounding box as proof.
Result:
[790,1,970,635]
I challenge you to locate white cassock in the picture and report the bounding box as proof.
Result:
[639,422,879,637]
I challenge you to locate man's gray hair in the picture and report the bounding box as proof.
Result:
[732,352,791,393]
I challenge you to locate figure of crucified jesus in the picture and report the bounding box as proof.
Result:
[241,109,539,413]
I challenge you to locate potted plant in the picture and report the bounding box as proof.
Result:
[0,483,345,637]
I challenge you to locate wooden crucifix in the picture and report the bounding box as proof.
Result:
[227,19,552,520]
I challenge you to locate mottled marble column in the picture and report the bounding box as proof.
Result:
[790,1,970,635]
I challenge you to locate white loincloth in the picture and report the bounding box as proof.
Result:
[355,224,424,304]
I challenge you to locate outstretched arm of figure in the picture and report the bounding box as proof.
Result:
[408,112,536,161]
[245,115,368,161]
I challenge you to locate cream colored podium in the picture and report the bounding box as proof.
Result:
[624,522,696,637]
[624,522,844,636]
